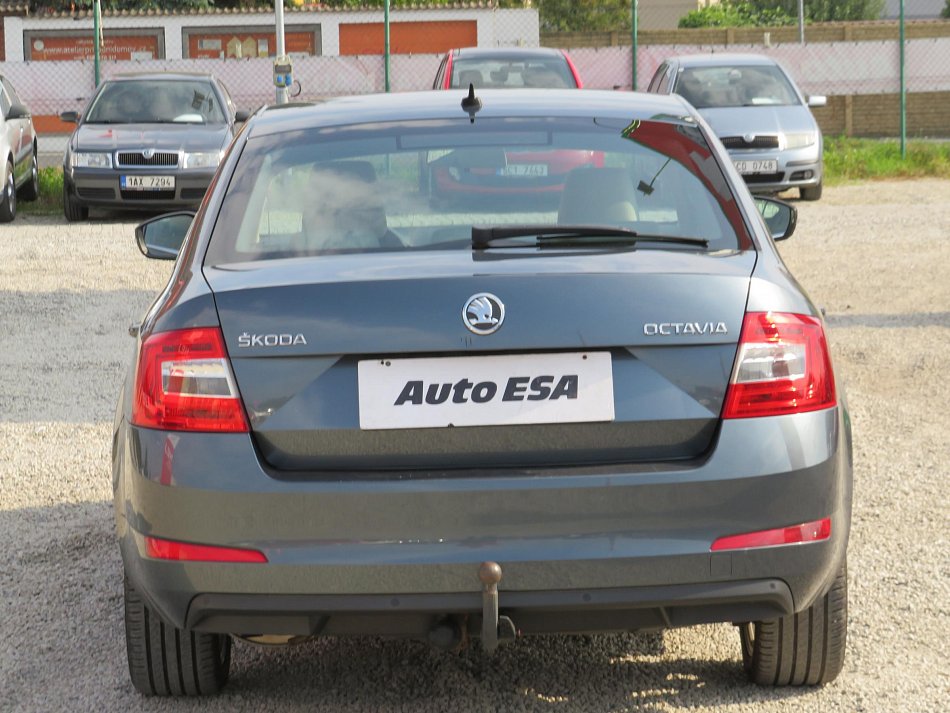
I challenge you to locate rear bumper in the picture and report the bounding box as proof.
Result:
[115,407,851,635]
[182,580,794,637]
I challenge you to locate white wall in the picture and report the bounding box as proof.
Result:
[3,7,539,62]
[2,35,946,118]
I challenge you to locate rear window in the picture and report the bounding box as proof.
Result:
[205,116,751,266]
[451,57,575,89]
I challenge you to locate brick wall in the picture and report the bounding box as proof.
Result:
[812,92,950,138]
[542,19,950,48]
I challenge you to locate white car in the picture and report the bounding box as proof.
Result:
[0,74,39,222]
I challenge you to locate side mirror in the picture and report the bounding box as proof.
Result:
[755,197,797,241]
[135,211,196,259]
[234,109,250,123]
[6,103,31,120]
[59,110,80,123]
[807,94,827,108]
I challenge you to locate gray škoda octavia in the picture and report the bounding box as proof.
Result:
[115,88,852,695]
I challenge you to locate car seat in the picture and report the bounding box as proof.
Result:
[304,161,390,250]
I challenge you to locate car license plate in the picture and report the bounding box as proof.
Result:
[358,352,614,430]
[499,164,548,177]
[121,175,175,190]
[733,160,778,175]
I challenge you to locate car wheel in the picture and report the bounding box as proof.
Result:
[800,182,822,201]
[20,150,40,202]
[0,160,16,222]
[738,560,847,686]
[63,181,89,222]
[124,575,231,696]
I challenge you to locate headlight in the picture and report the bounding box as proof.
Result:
[70,152,112,169]
[784,132,817,150]
[182,151,222,170]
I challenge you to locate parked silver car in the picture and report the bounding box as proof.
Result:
[60,72,248,221]
[648,54,826,200]
[0,73,39,222]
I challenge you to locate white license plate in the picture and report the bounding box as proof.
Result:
[358,352,614,430]
[734,159,778,175]
[499,163,548,177]
[121,175,175,190]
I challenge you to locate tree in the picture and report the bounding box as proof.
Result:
[942,0,950,19]
[679,1,795,28]
[751,0,885,22]
[533,0,632,33]
[680,0,885,27]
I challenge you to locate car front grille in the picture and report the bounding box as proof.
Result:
[721,135,780,150]
[180,188,208,201]
[116,151,179,168]
[77,187,115,199]
[120,190,177,201]
[743,172,785,184]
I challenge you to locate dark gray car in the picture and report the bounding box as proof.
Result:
[60,72,248,220]
[114,89,852,696]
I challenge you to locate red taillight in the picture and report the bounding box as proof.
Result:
[722,312,836,419]
[145,536,267,563]
[710,517,831,551]
[131,327,249,432]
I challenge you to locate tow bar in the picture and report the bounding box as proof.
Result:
[479,561,517,652]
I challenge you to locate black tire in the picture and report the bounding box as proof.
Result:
[739,560,847,686]
[124,575,231,696]
[19,149,39,202]
[63,181,89,222]
[0,160,16,223]
[800,182,823,201]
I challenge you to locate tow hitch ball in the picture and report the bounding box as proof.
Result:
[479,561,517,653]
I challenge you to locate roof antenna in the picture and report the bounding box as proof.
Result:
[461,83,482,123]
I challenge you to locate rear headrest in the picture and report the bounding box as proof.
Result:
[457,70,484,88]
[310,160,377,185]
[558,168,638,225]
[305,161,387,249]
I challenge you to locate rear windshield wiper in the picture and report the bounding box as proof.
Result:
[471,224,708,250]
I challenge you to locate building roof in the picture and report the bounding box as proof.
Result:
[20,2,496,19]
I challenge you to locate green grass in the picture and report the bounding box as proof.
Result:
[823,137,950,184]
[19,139,949,217]
[20,166,63,215]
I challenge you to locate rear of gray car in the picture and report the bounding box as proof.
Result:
[113,90,851,695]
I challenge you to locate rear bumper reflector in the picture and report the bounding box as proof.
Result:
[710,517,831,552]
[145,536,267,563]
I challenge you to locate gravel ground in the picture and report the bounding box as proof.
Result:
[1,180,948,711]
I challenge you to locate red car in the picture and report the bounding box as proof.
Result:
[433,47,583,90]
[432,47,596,200]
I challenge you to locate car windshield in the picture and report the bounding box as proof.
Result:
[84,79,226,124]
[451,58,575,88]
[676,65,800,109]
[205,116,751,266]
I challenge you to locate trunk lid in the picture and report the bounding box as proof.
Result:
[206,248,755,471]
